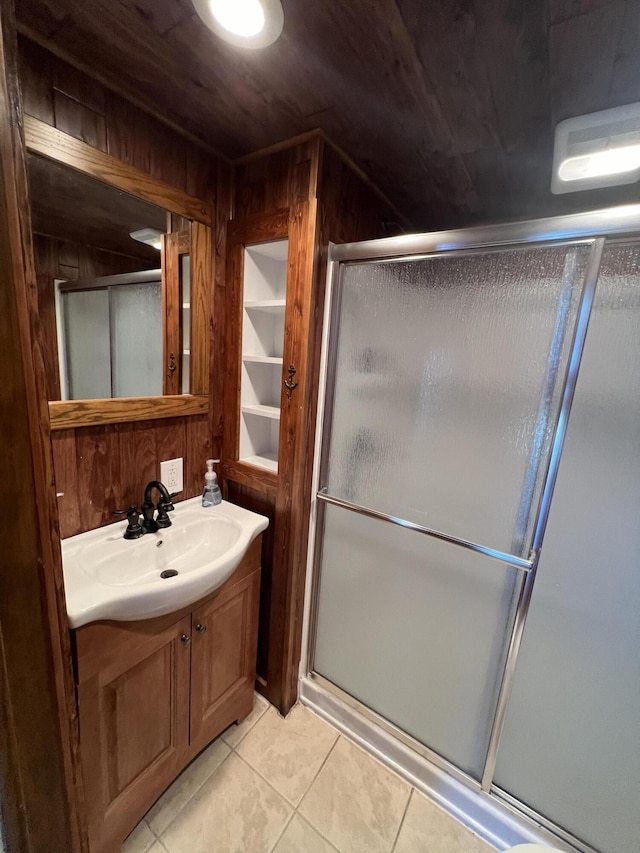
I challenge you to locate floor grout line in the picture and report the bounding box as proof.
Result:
[390,787,414,853]
[266,809,297,853]
[296,732,341,813]
[153,745,235,844]
[233,750,298,810]
[293,811,342,852]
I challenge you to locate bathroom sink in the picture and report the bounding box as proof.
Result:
[62,497,268,628]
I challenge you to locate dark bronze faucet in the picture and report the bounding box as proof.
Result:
[141,481,177,533]
[115,481,178,539]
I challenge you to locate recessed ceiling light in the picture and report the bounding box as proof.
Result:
[552,102,640,194]
[210,0,264,37]
[130,228,163,251]
[192,0,283,48]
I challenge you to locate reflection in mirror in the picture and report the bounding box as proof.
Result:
[27,154,191,401]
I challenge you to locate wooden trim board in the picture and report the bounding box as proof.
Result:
[25,115,213,226]
[49,394,208,430]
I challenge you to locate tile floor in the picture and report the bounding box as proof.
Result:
[122,694,496,853]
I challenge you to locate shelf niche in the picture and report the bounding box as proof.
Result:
[240,239,288,473]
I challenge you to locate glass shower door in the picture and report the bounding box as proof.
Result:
[493,241,640,853]
[312,242,593,780]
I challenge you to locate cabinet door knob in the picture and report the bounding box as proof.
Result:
[181,634,191,645]
[195,623,207,634]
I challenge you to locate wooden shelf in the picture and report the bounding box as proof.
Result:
[242,355,283,365]
[240,453,278,473]
[242,404,280,420]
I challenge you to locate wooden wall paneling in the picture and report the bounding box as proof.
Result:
[74,425,119,532]
[17,34,226,200]
[225,482,276,687]
[0,2,86,848]
[53,88,107,152]
[16,33,53,123]
[221,231,242,469]
[279,141,395,706]
[33,238,62,400]
[53,415,209,540]
[185,414,212,498]
[25,116,212,226]
[190,221,212,396]
[210,159,233,462]
[52,429,82,539]
[233,138,318,219]
[272,192,319,710]
[113,420,161,511]
[162,232,182,396]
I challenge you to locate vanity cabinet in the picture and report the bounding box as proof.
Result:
[219,134,401,713]
[74,538,261,853]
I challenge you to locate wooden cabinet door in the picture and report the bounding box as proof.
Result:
[78,615,191,853]
[190,568,260,751]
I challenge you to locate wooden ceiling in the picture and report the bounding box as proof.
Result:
[16,0,640,229]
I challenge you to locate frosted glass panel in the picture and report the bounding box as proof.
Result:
[64,289,111,399]
[494,243,640,853]
[314,504,521,778]
[326,246,590,556]
[111,282,162,397]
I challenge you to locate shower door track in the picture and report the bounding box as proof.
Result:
[301,204,640,853]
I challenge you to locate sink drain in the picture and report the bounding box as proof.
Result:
[160,569,178,579]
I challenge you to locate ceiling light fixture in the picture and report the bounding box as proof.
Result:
[192,0,283,48]
[552,102,640,194]
[130,228,163,251]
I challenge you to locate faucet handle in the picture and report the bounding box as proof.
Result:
[113,506,145,539]
[114,505,139,521]
[162,491,180,512]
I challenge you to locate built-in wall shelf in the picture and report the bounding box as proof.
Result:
[244,299,286,311]
[239,239,289,474]
[241,404,281,420]
[243,355,283,365]
[241,453,278,473]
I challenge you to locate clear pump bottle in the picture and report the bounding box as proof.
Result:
[202,459,222,507]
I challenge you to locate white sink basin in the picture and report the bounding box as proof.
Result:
[62,497,269,628]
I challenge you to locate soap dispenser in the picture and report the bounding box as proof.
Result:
[202,459,222,507]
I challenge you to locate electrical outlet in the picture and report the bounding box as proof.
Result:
[160,457,183,494]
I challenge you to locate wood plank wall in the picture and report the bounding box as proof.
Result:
[226,137,393,699]
[17,36,216,202]
[225,138,318,689]
[53,415,211,539]
[18,36,228,539]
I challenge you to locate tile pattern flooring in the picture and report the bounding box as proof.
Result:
[122,695,496,853]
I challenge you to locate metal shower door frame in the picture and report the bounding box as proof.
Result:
[303,204,640,829]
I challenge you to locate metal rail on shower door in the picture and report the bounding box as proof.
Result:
[316,490,534,572]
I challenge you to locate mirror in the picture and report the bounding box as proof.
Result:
[27,153,192,402]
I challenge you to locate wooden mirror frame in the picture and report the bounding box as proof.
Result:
[25,115,213,430]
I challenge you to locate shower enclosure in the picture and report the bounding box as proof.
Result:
[301,208,640,853]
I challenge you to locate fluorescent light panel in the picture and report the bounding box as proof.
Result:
[552,102,640,194]
[130,228,163,250]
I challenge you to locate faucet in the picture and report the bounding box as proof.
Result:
[114,481,179,539]
[141,481,177,533]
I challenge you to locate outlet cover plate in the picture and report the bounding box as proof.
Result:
[160,457,183,494]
